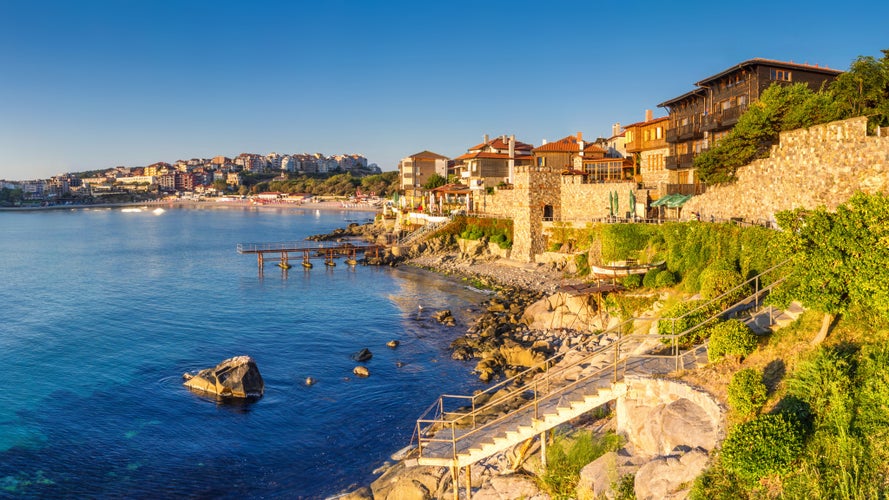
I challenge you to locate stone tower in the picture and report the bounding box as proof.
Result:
[511,165,562,262]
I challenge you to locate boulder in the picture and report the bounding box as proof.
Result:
[340,486,373,499]
[577,450,647,500]
[634,448,709,500]
[370,462,445,500]
[353,366,370,377]
[352,348,373,362]
[387,340,400,348]
[625,398,717,456]
[472,474,549,500]
[182,355,264,399]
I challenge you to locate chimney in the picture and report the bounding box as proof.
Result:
[542,139,548,145]
[612,123,621,137]
[508,135,515,159]
[483,134,489,144]
[577,132,584,155]
[645,109,653,122]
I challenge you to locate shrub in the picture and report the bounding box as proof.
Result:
[707,319,758,362]
[699,266,749,306]
[720,413,803,483]
[574,253,590,276]
[621,274,642,289]
[642,268,660,288]
[654,269,676,287]
[728,368,768,417]
[657,299,716,345]
[538,431,623,497]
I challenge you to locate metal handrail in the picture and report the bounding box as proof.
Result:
[413,260,790,462]
[236,241,377,253]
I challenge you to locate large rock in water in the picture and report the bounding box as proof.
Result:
[182,355,264,399]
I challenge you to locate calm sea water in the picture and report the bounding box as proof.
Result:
[0,206,485,499]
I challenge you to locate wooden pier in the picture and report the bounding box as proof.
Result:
[237,241,382,273]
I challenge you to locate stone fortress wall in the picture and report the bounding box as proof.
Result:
[684,116,889,222]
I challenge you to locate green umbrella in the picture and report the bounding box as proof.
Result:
[629,189,636,219]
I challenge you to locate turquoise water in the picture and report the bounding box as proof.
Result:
[0,206,484,498]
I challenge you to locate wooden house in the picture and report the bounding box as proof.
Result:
[658,59,842,186]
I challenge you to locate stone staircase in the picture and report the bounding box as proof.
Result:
[743,300,805,334]
[409,262,791,470]
[398,216,453,246]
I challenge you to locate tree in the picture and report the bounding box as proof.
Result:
[212,179,228,192]
[829,49,889,131]
[695,83,836,184]
[422,173,447,190]
[776,193,889,343]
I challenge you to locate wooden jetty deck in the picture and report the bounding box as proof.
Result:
[237,241,382,271]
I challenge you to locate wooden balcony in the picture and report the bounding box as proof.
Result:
[677,123,703,141]
[665,153,695,171]
[667,183,707,196]
[702,104,748,132]
[666,128,679,143]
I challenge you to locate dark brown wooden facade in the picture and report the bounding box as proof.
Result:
[658,59,842,183]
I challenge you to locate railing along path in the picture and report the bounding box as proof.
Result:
[410,261,789,468]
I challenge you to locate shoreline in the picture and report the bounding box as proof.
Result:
[0,199,382,214]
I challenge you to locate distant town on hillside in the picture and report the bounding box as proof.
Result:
[0,152,381,205]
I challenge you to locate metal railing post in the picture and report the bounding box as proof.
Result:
[451,421,457,461]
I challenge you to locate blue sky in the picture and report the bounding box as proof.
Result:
[1,0,886,180]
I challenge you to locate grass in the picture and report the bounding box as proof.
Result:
[537,430,623,499]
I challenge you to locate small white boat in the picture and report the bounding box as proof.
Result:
[591,260,666,278]
[121,208,143,213]
[152,208,166,215]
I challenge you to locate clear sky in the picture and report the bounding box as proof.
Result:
[1,0,886,180]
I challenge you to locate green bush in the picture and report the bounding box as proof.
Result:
[457,219,512,248]
[728,368,768,417]
[621,274,642,289]
[720,413,803,483]
[574,253,590,277]
[642,268,660,288]
[707,319,758,362]
[699,266,749,306]
[654,270,676,287]
[538,431,623,497]
[657,299,716,345]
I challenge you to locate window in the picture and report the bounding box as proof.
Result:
[537,156,545,167]
[770,68,792,81]
[656,127,663,139]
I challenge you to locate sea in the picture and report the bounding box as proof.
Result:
[0,205,488,499]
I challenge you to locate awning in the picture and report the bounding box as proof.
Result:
[651,193,693,208]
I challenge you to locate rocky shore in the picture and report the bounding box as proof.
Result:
[316,218,732,500]
[309,220,620,499]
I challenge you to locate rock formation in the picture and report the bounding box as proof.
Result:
[351,348,373,362]
[182,355,264,399]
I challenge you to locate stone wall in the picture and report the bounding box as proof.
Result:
[684,116,889,222]
[560,179,641,222]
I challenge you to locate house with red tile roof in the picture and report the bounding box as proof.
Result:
[454,134,534,189]
[534,132,634,184]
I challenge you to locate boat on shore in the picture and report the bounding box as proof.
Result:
[591,260,666,278]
